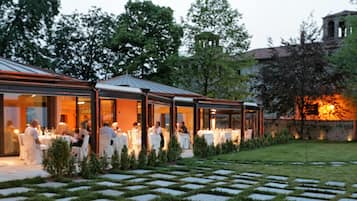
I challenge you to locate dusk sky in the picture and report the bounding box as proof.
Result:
[60,0,356,50]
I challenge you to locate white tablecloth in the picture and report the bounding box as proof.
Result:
[221,132,232,143]
[149,133,161,151]
[245,129,253,141]
[113,133,128,153]
[198,131,214,146]
[177,132,190,149]
[38,135,55,146]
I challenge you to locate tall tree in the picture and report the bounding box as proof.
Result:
[0,0,59,67]
[111,0,183,83]
[330,16,357,103]
[50,8,119,81]
[177,0,252,99]
[254,19,343,136]
[184,0,250,55]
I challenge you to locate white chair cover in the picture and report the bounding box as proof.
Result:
[22,134,42,165]
[99,134,114,158]
[177,132,190,149]
[113,134,128,155]
[18,134,25,160]
[245,129,253,141]
[72,134,89,161]
[149,133,161,151]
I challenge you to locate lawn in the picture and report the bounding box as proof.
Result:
[213,141,357,162]
[181,141,357,184]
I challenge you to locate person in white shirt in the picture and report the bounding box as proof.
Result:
[24,120,40,145]
[100,122,117,139]
[153,121,164,148]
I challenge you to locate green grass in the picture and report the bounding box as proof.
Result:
[213,141,357,162]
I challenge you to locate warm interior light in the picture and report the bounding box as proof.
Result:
[348,135,352,142]
[14,129,19,134]
[77,101,85,105]
[31,94,36,97]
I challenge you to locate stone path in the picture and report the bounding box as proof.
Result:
[0,164,355,201]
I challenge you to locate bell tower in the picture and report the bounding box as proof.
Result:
[322,11,357,43]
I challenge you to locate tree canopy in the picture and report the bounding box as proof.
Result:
[50,8,119,82]
[174,0,252,99]
[184,0,250,55]
[254,19,343,135]
[0,0,60,67]
[111,0,183,83]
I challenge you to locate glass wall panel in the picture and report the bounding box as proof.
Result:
[3,93,48,155]
[177,106,194,149]
[151,104,170,150]
[216,113,229,129]
[100,99,115,126]
[78,97,91,133]
[56,96,76,133]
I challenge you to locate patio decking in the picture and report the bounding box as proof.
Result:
[0,157,48,182]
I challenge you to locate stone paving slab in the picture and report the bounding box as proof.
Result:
[255,186,292,194]
[152,187,185,196]
[36,181,67,188]
[339,199,357,201]
[213,170,234,175]
[127,169,152,174]
[265,182,288,189]
[149,173,176,179]
[129,194,159,201]
[213,181,227,186]
[181,183,205,190]
[353,184,357,188]
[248,193,275,200]
[171,171,188,175]
[41,193,57,197]
[310,162,326,165]
[128,178,148,183]
[286,196,326,201]
[96,181,121,187]
[100,173,134,181]
[266,175,288,181]
[294,178,320,184]
[241,172,263,177]
[295,186,346,194]
[147,180,176,187]
[67,186,90,192]
[325,181,345,187]
[0,187,31,196]
[233,178,258,185]
[231,183,251,189]
[93,199,112,201]
[56,197,78,201]
[181,177,214,184]
[126,185,147,190]
[206,175,227,180]
[352,193,357,198]
[72,179,90,183]
[233,175,256,180]
[301,192,336,199]
[96,189,123,197]
[212,187,242,195]
[0,197,27,201]
[187,193,230,201]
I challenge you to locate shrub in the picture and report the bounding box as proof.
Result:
[138,146,147,168]
[129,151,137,169]
[207,144,216,157]
[147,149,157,166]
[79,157,90,178]
[42,138,73,177]
[120,145,129,170]
[158,148,168,164]
[167,135,182,162]
[111,149,120,169]
[193,135,208,157]
[99,153,109,173]
[89,152,101,177]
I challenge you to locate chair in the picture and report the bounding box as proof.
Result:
[18,134,25,160]
[99,134,114,158]
[72,134,89,161]
[22,134,42,165]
